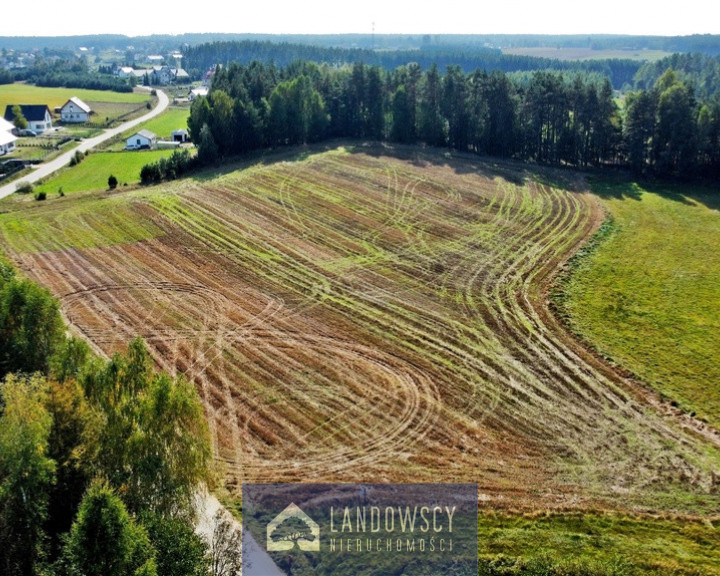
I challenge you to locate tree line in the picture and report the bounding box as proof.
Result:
[186,60,720,179]
[182,40,641,89]
[0,257,239,576]
[8,55,134,93]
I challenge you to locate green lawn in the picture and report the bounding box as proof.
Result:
[478,512,720,575]
[558,178,720,428]
[32,150,177,195]
[137,106,190,139]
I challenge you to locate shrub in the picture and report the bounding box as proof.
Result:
[69,150,84,167]
[140,149,196,185]
[108,174,118,190]
[15,181,33,194]
[35,191,47,201]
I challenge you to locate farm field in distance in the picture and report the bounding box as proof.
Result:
[0,83,151,112]
[501,47,673,61]
[1,145,719,570]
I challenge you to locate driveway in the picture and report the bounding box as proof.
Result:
[0,88,169,200]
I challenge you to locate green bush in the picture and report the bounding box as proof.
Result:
[69,150,85,167]
[15,181,33,194]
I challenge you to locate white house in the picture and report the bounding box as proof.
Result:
[0,130,17,155]
[0,116,17,154]
[117,66,147,80]
[150,65,189,86]
[60,97,92,123]
[188,87,209,101]
[3,104,53,133]
[126,129,157,150]
[0,117,14,134]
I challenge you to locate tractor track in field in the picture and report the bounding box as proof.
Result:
[3,145,719,510]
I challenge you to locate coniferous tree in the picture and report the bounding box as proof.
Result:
[418,64,446,147]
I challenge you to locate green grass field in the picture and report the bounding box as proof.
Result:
[137,106,190,139]
[478,512,720,575]
[30,150,177,195]
[0,83,150,112]
[558,179,720,429]
[0,189,162,253]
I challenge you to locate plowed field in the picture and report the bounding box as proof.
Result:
[2,145,719,511]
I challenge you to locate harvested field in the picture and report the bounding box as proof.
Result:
[2,145,719,512]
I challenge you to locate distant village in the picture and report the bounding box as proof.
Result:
[0,46,211,160]
[0,45,201,86]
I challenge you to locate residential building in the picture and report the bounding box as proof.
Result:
[60,97,92,123]
[126,130,157,150]
[3,104,53,133]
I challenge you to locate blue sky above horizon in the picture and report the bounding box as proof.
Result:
[1,0,718,38]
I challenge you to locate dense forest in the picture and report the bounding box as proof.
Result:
[634,52,720,98]
[181,59,720,179]
[182,40,641,89]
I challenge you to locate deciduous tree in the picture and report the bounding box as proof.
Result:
[0,374,56,576]
[61,481,157,576]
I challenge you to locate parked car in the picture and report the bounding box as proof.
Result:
[19,129,37,137]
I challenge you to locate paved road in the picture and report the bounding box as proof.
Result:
[0,88,169,200]
[195,491,286,576]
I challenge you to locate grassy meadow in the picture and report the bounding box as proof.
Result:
[478,512,720,575]
[559,179,720,429]
[0,83,150,113]
[28,150,178,195]
[138,106,190,139]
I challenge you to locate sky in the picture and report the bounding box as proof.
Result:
[1,0,718,38]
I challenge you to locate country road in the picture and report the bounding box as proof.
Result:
[0,88,169,200]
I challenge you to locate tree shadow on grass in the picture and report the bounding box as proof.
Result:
[187,139,594,193]
[589,172,720,210]
[187,141,720,208]
[345,140,576,189]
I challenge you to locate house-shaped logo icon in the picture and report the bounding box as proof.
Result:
[266,502,320,552]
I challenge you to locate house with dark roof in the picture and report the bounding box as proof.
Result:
[60,97,92,123]
[3,104,53,133]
